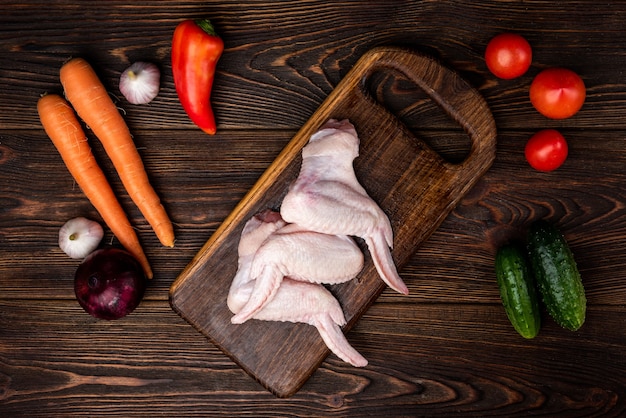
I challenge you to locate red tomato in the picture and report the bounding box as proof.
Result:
[529,68,586,119]
[485,33,532,79]
[525,129,568,172]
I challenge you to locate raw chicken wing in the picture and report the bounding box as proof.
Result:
[228,210,367,367]
[280,119,409,294]
[230,220,364,324]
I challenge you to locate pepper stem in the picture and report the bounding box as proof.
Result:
[196,19,218,37]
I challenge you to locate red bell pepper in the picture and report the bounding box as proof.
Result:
[172,19,224,135]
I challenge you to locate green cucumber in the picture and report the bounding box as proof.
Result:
[495,243,541,339]
[527,220,586,331]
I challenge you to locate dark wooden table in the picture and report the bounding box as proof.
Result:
[1,1,625,416]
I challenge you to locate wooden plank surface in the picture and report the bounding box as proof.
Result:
[1,0,626,415]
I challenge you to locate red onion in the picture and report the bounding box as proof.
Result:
[74,247,147,320]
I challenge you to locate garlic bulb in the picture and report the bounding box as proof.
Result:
[59,217,104,259]
[119,61,160,105]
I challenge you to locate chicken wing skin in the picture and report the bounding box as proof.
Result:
[230,221,363,324]
[228,210,367,367]
[280,119,409,295]
[227,209,286,315]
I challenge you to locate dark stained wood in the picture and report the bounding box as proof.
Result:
[1,0,626,415]
[1,299,624,416]
[170,47,497,397]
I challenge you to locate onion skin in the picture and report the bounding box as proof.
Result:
[74,247,147,320]
[58,217,104,259]
[119,61,160,105]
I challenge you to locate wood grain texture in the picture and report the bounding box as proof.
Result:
[1,300,624,417]
[2,2,625,131]
[1,0,626,415]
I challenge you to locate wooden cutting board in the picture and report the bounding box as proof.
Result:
[169,46,497,397]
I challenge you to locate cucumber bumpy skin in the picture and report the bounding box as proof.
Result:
[495,243,541,339]
[527,220,586,331]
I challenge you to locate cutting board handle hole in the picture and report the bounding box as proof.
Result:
[363,68,472,165]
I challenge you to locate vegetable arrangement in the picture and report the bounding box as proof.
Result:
[39,17,225,319]
[37,93,153,279]
[59,58,175,249]
[39,57,173,317]
[495,220,586,338]
[35,18,595,336]
[172,19,224,135]
[486,35,589,336]
[485,33,586,172]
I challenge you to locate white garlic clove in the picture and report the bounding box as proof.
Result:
[119,61,161,105]
[59,217,104,259]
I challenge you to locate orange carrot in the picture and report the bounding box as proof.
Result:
[59,57,175,247]
[37,94,153,279]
